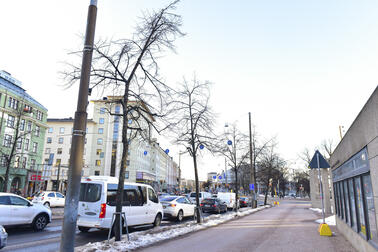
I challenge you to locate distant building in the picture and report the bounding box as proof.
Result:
[0,70,48,195]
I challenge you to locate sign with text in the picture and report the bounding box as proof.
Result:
[249,183,254,190]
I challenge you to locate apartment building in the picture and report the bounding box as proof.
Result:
[0,70,48,195]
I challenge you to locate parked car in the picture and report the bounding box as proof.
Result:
[189,191,212,204]
[0,225,7,249]
[0,193,52,231]
[77,176,163,233]
[200,198,227,214]
[158,193,171,201]
[32,191,65,208]
[217,192,236,209]
[161,196,196,222]
[239,196,250,207]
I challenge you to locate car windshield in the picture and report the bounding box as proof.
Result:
[160,196,178,202]
[190,193,201,197]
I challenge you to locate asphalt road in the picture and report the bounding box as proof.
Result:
[2,210,217,252]
[138,199,356,252]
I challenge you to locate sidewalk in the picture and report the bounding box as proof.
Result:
[138,199,355,252]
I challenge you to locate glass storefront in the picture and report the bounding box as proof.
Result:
[333,148,377,246]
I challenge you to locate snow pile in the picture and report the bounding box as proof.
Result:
[76,205,270,252]
[309,208,322,213]
[315,215,336,226]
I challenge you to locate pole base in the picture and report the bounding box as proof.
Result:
[318,223,332,236]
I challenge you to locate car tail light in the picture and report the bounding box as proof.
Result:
[99,203,106,218]
[42,197,44,200]
[170,204,176,207]
[213,204,216,207]
[242,201,246,204]
[85,178,92,181]
[200,203,203,206]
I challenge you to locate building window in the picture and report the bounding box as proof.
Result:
[45,148,51,154]
[97,138,103,145]
[20,119,25,131]
[99,118,104,124]
[95,160,101,166]
[95,171,100,176]
[100,152,104,158]
[60,127,65,134]
[96,149,102,155]
[362,174,378,243]
[7,115,15,128]
[35,125,40,137]
[349,178,357,231]
[48,127,53,133]
[8,97,19,109]
[30,159,36,170]
[16,138,22,149]
[98,128,104,134]
[57,148,63,155]
[22,157,27,168]
[126,160,130,166]
[27,121,32,132]
[24,138,29,151]
[100,107,105,114]
[32,142,38,153]
[14,156,20,168]
[58,137,64,144]
[3,134,12,147]
[36,111,43,121]
[0,155,7,167]
[125,171,129,179]
[47,137,52,144]
[24,104,32,113]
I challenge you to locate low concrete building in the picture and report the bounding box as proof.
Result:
[330,86,378,251]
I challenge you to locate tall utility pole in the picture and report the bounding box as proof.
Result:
[60,1,97,251]
[248,112,256,208]
[56,162,61,192]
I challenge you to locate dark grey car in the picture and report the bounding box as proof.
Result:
[200,198,227,214]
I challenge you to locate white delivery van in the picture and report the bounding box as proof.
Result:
[189,191,212,204]
[217,192,236,209]
[77,176,163,232]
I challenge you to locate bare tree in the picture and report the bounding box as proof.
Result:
[257,142,286,205]
[170,75,216,223]
[63,1,184,241]
[1,99,38,192]
[320,139,334,161]
[215,123,249,210]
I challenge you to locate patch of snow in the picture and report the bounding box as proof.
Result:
[309,208,322,213]
[315,215,336,226]
[76,206,270,252]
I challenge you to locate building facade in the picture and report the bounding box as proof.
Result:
[330,86,378,251]
[43,96,179,192]
[0,70,48,195]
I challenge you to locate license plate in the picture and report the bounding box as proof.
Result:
[205,205,210,207]
[163,206,166,209]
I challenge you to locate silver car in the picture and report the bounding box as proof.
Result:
[0,225,7,249]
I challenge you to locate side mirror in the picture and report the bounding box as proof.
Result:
[28,202,33,207]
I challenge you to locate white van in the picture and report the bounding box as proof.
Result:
[77,176,163,232]
[189,191,212,204]
[217,192,236,209]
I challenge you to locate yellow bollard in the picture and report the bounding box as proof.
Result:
[318,223,332,236]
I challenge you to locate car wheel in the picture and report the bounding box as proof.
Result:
[153,214,162,227]
[43,202,50,208]
[32,214,48,231]
[78,226,90,232]
[177,210,184,222]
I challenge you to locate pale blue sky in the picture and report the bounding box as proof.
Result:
[0,1,377,179]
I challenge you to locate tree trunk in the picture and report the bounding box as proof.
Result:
[192,149,201,223]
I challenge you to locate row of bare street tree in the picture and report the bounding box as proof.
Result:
[59,1,307,241]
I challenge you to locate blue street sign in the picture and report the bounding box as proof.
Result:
[249,183,254,190]
[144,151,148,155]
[227,140,232,145]
[128,119,132,124]
[213,176,217,179]
[165,149,169,154]
[218,176,222,180]
[199,144,204,150]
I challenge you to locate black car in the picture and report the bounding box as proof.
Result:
[239,197,250,207]
[200,198,227,214]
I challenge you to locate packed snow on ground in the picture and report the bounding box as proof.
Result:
[76,205,270,252]
[309,208,323,214]
[315,215,336,226]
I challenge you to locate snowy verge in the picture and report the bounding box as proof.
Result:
[315,215,336,226]
[76,205,271,252]
[309,208,322,214]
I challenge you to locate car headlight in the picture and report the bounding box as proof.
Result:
[0,226,6,233]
